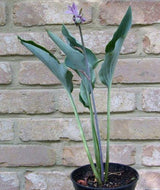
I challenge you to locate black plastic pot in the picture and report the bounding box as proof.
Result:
[71,163,139,190]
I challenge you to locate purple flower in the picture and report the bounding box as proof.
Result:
[66,3,85,25]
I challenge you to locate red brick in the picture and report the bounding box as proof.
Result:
[0,31,136,56]
[142,145,160,166]
[0,172,19,190]
[74,30,137,54]
[99,1,160,25]
[18,117,160,142]
[143,28,160,54]
[0,62,12,84]
[0,145,56,166]
[110,145,136,165]
[141,88,160,112]
[100,117,160,140]
[19,61,59,85]
[0,32,55,55]
[0,2,6,25]
[63,146,89,166]
[18,118,92,141]
[25,171,72,190]
[13,0,92,26]
[136,170,160,190]
[19,61,80,85]
[0,90,55,114]
[63,144,136,166]
[58,89,136,113]
[0,120,14,141]
[113,58,160,84]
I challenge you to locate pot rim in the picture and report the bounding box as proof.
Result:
[71,162,139,190]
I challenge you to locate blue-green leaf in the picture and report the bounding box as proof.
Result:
[62,25,98,107]
[18,37,73,93]
[62,25,98,70]
[79,79,90,108]
[99,6,132,87]
[47,30,87,72]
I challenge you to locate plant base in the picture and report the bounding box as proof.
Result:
[71,163,139,190]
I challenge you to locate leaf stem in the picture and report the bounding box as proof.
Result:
[78,25,104,183]
[68,92,102,184]
[105,85,111,181]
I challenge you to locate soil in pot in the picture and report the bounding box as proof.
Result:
[71,163,139,189]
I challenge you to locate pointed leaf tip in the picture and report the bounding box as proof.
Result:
[99,6,132,87]
[18,37,73,93]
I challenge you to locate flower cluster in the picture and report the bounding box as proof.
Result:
[66,3,85,25]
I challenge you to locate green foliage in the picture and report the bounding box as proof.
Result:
[62,25,98,70]
[62,25,98,107]
[47,30,86,72]
[99,6,132,88]
[18,37,73,93]
[99,6,132,181]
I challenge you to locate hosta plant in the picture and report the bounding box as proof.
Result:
[19,3,132,187]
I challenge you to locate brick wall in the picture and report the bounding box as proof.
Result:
[0,0,160,189]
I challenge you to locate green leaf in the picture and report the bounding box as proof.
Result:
[62,25,99,108]
[99,6,132,87]
[62,25,98,70]
[79,78,90,108]
[18,37,73,93]
[47,30,87,72]
[78,67,97,108]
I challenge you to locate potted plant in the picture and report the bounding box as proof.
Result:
[18,3,139,189]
